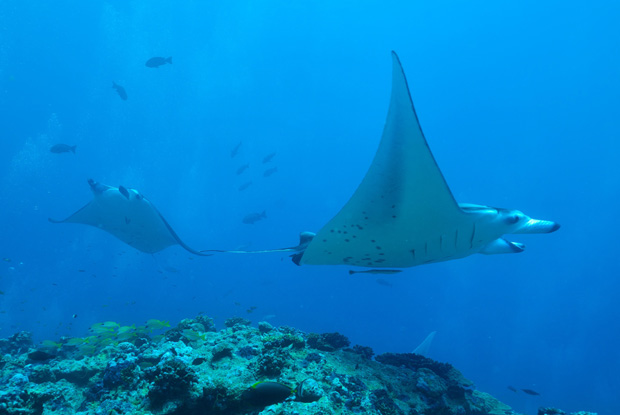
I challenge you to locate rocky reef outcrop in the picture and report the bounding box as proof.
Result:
[0,316,592,415]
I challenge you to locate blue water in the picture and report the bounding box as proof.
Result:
[1,1,618,414]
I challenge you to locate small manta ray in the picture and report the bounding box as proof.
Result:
[205,51,559,268]
[49,179,210,256]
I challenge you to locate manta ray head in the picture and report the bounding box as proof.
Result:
[460,204,560,236]
[495,207,560,235]
[458,204,560,256]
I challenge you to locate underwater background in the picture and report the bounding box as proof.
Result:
[0,1,618,414]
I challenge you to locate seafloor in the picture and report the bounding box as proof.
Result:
[0,315,591,415]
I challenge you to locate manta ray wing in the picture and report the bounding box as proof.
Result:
[300,52,468,268]
[49,180,210,256]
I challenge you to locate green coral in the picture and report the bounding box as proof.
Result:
[261,329,305,350]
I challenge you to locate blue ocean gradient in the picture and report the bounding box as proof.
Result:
[0,1,618,414]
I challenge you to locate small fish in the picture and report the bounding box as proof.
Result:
[2,258,10,262]
[375,278,393,287]
[0,290,4,295]
[348,269,402,275]
[507,386,517,392]
[192,357,206,365]
[243,211,267,225]
[89,321,120,334]
[238,181,252,191]
[97,321,120,329]
[296,378,317,402]
[117,325,136,335]
[263,167,278,177]
[78,344,97,355]
[262,152,276,163]
[245,381,293,406]
[40,340,62,350]
[236,163,250,175]
[65,337,87,346]
[145,56,172,68]
[181,329,206,342]
[230,141,242,158]
[521,388,540,396]
[161,265,179,273]
[246,306,257,314]
[145,319,170,331]
[50,144,77,154]
[112,82,127,100]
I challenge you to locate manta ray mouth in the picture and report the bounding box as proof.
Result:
[514,219,561,234]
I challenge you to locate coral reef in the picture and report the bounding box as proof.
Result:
[0,315,593,415]
[538,410,597,415]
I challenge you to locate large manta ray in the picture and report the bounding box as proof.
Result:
[207,51,559,268]
[49,179,210,256]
